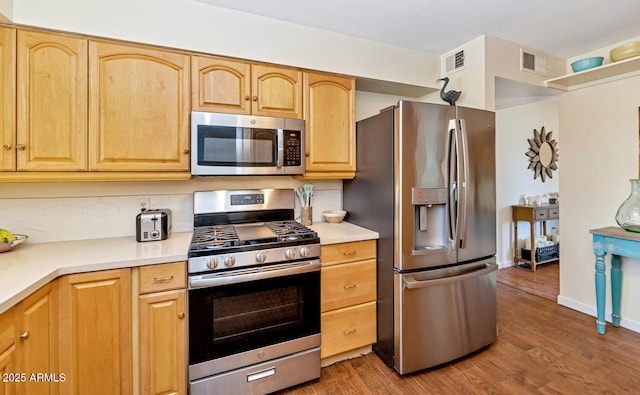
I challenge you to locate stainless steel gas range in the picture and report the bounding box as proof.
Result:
[187,189,321,395]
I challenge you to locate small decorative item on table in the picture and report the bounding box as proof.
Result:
[296,184,314,226]
[616,179,640,232]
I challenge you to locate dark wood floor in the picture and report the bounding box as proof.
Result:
[277,262,640,394]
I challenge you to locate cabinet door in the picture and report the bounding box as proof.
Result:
[0,345,16,395]
[0,27,15,171]
[58,269,132,395]
[192,56,251,114]
[16,30,88,171]
[304,72,355,176]
[89,41,190,171]
[251,64,302,118]
[14,281,57,395]
[139,290,186,395]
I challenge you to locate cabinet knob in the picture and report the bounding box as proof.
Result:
[244,95,250,101]
[16,144,26,151]
[183,148,190,154]
[305,152,310,157]
[252,96,258,102]
[2,144,10,150]
[20,331,30,340]
[178,312,185,319]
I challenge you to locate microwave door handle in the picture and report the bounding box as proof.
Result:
[276,129,284,168]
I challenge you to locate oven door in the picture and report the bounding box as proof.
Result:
[188,260,321,379]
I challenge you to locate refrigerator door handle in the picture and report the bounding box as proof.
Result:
[402,261,497,289]
[447,121,458,247]
[457,119,469,249]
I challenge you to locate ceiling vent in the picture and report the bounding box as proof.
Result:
[445,50,465,73]
[520,49,547,75]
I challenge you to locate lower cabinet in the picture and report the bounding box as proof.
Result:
[57,268,132,395]
[0,307,15,395]
[136,262,186,395]
[320,240,377,360]
[14,281,58,395]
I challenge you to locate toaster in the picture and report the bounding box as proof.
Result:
[136,209,172,242]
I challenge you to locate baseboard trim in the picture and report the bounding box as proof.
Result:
[557,295,640,333]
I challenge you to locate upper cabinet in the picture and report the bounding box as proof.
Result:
[192,56,303,118]
[0,27,15,172]
[302,72,356,179]
[89,41,190,171]
[16,30,88,172]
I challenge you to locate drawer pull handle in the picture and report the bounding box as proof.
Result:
[153,275,174,282]
[178,312,185,319]
[343,329,357,335]
[20,331,30,340]
[343,251,356,256]
[343,284,357,289]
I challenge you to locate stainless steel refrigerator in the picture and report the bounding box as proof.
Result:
[343,100,497,374]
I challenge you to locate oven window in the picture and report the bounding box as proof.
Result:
[188,270,320,364]
[197,125,276,166]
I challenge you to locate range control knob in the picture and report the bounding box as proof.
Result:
[224,256,236,268]
[284,248,296,259]
[255,252,267,263]
[299,247,310,258]
[206,257,218,269]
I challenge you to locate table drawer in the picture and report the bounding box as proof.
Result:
[321,301,376,358]
[320,240,376,267]
[321,259,376,312]
[139,261,186,294]
[534,208,548,220]
[0,307,14,354]
[548,207,559,219]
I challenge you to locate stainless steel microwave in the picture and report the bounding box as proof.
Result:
[191,111,305,176]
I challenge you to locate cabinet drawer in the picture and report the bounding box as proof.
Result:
[321,240,376,267]
[0,307,14,354]
[548,207,559,219]
[139,261,186,294]
[321,259,376,312]
[321,301,376,359]
[534,208,548,220]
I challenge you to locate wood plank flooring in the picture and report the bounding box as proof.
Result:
[277,262,640,394]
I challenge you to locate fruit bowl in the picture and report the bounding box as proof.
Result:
[323,210,346,224]
[0,234,28,253]
[570,56,604,72]
[610,41,640,62]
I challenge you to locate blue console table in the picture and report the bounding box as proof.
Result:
[590,226,640,334]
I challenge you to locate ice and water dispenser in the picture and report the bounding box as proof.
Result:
[412,187,448,252]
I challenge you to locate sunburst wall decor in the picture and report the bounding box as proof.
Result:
[525,126,558,182]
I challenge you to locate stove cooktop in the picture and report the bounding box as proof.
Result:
[188,220,318,257]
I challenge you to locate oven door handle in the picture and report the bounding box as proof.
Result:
[189,260,321,289]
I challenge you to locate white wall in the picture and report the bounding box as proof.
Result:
[6,0,439,88]
[495,99,560,267]
[558,74,640,331]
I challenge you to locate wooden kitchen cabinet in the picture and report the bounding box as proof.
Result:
[16,30,88,171]
[0,27,15,172]
[0,307,15,395]
[302,72,356,179]
[13,281,58,395]
[320,239,376,359]
[89,40,190,171]
[192,55,303,118]
[136,262,186,395]
[57,268,132,395]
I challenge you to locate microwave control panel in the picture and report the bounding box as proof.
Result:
[283,130,302,167]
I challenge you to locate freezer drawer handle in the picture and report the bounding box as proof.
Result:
[247,367,276,382]
[403,262,497,289]
[343,329,357,335]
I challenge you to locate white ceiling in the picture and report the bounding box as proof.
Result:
[194,0,640,58]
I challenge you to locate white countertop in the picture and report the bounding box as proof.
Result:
[0,221,378,314]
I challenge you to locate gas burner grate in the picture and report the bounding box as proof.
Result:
[190,225,239,250]
[266,221,317,241]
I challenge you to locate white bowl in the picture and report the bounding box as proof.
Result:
[323,210,346,224]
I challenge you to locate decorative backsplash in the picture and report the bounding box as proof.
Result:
[0,189,341,244]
